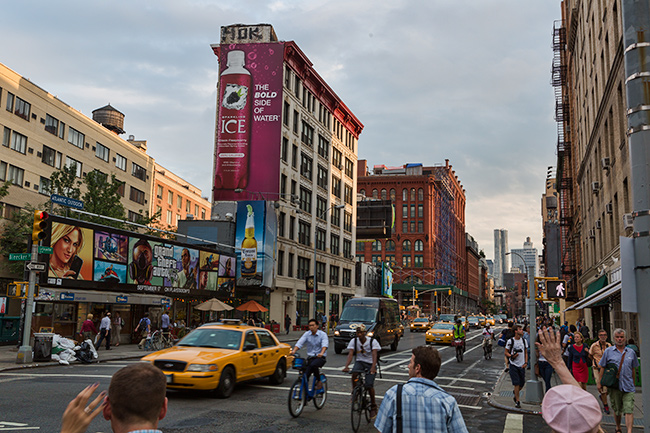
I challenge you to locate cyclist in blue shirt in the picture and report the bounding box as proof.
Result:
[290,318,328,390]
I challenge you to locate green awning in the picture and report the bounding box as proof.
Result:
[584,275,608,298]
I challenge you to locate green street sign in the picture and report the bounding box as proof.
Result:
[38,246,53,254]
[9,253,31,261]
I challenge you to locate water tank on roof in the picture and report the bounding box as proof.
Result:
[92,104,125,134]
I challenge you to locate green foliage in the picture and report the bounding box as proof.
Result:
[80,171,126,229]
[0,204,42,277]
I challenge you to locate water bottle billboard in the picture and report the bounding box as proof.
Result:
[234,201,277,288]
[213,42,284,201]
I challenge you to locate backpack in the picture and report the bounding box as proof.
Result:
[506,337,528,361]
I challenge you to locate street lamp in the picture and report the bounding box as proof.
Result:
[314,203,346,319]
[506,251,543,404]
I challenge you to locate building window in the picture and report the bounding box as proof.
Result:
[168,191,173,205]
[281,137,288,162]
[402,222,408,233]
[195,204,199,216]
[418,204,424,218]
[95,142,110,162]
[293,110,299,134]
[45,114,60,136]
[410,221,416,232]
[418,188,424,201]
[356,241,365,252]
[402,255,412,267]
[414,255,424,267]
[201,209,206,219]
[402,188,408,201]
[318,135,329,159]
[116,181,125,197]
[332,176,341,198]
[68,127,85,149]
[13,96,31,120]
[332,148,342,169]
[373,189,378,199]
[316,228,326,251]
[166,210,173,224]
[385,255,395,266]
[2,127,9,148]
[283,101,290,126]
[281,173,287,197]
[411,204,416,217]
[330,266,339,285]
[132,163,146,181]
[297,256,310,279]
[301,121,314,147]
[289,215,296,240]
[65,157,82,177]
[0,161,5,181]
[317,165,328,189]
[402,205,408,218]
[342,269,352,287]
[128,211,141,223]
[372,240,382,251]
[292,144,298,168]
[115,154,126,171]
[414,240,424,251]
[42,145,62,168]
[287,253,294,277]
[386,240,395,251]
[298,220,311,246]
[331,235,340,255]
[316,196,327,218]
[277,250,284,276]
[344,158,354,178]
[381,189,387,200]
[278,212,285,237]
[390,189,396,201]
[343,212,352,232]
[331,207,341,227]
[177,195,183,209]
[418,221,423,233]
[343,239,352,259]
[130,187,145,205]
[372,255,381,265]
[344,184,353,205]
[411,188,416,201]
[7,164,24,186]
[300,153,313,179]
[39,176,51,195]
[316,261,326,283]
[5,92,14,112]
[9,130,27,154]
[299,187,312,214]
[186,199,191,213]
[402,240,411,251]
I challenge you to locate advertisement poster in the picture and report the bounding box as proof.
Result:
[41,215,236,299]
[381,263,393,298]
[234,201,277,288]
[213,42,284,201]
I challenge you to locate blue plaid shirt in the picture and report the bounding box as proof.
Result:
[374,377,468,433]
[127,430,162,433]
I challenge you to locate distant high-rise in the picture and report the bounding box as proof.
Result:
[493,229,509,287]
[511,237,538,285]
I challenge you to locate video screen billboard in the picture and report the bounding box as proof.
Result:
[212,42,285,201]
[42,216,236,298]
[234,201,277,288]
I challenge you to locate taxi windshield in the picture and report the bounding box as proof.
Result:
[177,328,242,350]
[432,323,454,330]
[340,305,378,323]
[413,318,428,323]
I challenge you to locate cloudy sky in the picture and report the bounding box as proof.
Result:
[2,1,560,260]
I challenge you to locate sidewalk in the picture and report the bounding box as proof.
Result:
[0,328,306,372]
[488,368,645,430]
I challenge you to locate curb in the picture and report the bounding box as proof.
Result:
[487,371,542,416]
[0,354,144,373]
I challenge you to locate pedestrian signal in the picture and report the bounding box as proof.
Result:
[32,210,49,242]
[546,280,567,299]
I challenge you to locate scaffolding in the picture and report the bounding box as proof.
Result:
[432,168,456,288]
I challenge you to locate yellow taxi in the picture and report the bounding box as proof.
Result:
[459,316,470,331]
[425,322,455,345]
[486,316,496,326]
[478,316,487,327]
[410,317,431,332]
[141,320,291,398]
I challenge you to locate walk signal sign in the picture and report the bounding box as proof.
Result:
[547,280,567,299]
[32,210,49,242]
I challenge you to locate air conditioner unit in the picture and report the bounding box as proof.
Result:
[596,219,602,229]
[605,203,613,214]
[589,228,596,238]
[601,157,611,170]
[623,213,634,229]
[592,182,600,194]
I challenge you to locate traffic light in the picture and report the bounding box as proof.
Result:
[415,290,418,299]
[546,280,567,299]
[448,289,452,296]
[32,210,49,242]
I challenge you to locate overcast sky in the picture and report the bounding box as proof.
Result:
[2,1,560,261]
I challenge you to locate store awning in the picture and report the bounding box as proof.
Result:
[564,281,621,311]
[584,275,608,298]
[35,288,172,306]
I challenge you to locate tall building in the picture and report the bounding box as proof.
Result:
[511,237,539,284]
[542,173,561,277]
[356,160,471,313]
[553,2,636,338]
[493,229,509,287]
[211,24,363,324]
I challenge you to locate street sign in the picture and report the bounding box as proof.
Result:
[9,253,30,261]
[25,262,47,272]
[50,194,84,209]
[37,246,53,254]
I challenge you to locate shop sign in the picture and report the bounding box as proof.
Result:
[116,296,128,303]
[60,292,75,301]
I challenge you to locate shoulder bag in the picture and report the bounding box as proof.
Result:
[600,349,627,389]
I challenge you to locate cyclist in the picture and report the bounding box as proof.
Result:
[453,318,466,353]
[342,324,381,419]
[482,323,495,350]
[290,318,328,390]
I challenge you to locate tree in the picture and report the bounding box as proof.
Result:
[81,170,126,229]
[0,203,44,277]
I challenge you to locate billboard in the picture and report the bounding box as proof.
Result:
[213,42,285,201]
[381,262,393,298]
[234,201,277,288]
[41,216,236,298]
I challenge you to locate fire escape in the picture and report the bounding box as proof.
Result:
[551,19,579,300]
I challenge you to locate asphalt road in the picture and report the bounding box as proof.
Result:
[0,326,552,432]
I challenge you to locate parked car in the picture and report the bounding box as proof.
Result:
[141,320,290,398]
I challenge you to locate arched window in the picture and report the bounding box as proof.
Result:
[402,188,408,201]
[410,188,416,201]
[360,189,366,197]
[402,240,411,251]
[372,189,378,199]
[385,240,395,251]
[418,188,424,201]
[372,240,382,251]
[414,240,424,251]
[390,188,396,201]
[381,189,387,200]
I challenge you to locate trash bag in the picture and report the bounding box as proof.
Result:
[75,341,95,364]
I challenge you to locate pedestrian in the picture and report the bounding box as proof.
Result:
[560,320,569,340]
[111,312,123,347]
[95,312,112,350]
[589,329,611,414]
[284,313,291,335]
[161,310,170,337]
[567,331,589,390]
[374,345,468,432]
[500,321,515,372]
[626,338,640,358]
[135,312,151,349]
[537,343,554,393]
[60,363,168,433]
[598,329,639,433]
[80,314,97,343]
[579,321,591,340]
[505,324,528,408]
[562,324,577,367]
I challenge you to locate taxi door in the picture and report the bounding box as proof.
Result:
[255,329,281,376]
[240,330,262,381]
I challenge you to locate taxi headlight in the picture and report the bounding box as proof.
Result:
[187,364,219,372]
[334,330,340,336]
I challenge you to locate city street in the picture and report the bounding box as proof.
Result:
[0,327,551,432]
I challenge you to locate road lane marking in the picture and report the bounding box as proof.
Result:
[503,413,523,433]
[0,373,112,379]
[441,343,483,366]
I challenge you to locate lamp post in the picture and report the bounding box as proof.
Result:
[506,251,543,403]
[314,203,345,320]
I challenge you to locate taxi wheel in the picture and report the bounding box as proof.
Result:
[214,366,235,398]
[269,359,286,385]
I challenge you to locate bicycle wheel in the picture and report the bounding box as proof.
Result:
[288,379,306,418]
[456,345,462,362]
[363,389,372,423]
[351,386,363,432]
[313,376,327,410]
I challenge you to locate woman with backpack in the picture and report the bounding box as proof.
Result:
[568,331,590,390]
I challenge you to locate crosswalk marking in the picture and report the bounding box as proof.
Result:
[503,413,523,433]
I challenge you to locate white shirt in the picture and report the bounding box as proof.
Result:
[295,330,329,358]
[346,337,381,364]
[505,337,527,368]
[100,316,111,331]
[482,328,493,337]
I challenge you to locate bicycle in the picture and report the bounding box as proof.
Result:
[288,354,327,418]
[452,338,465,362]
[349,369,373,432]
[482,336,493,360]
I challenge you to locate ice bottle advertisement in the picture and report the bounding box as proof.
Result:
[213,42,284,201]
[234,201,277,288]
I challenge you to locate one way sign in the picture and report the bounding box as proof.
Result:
[547,280,567,299]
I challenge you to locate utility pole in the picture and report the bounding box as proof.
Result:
[621,2,650,431]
